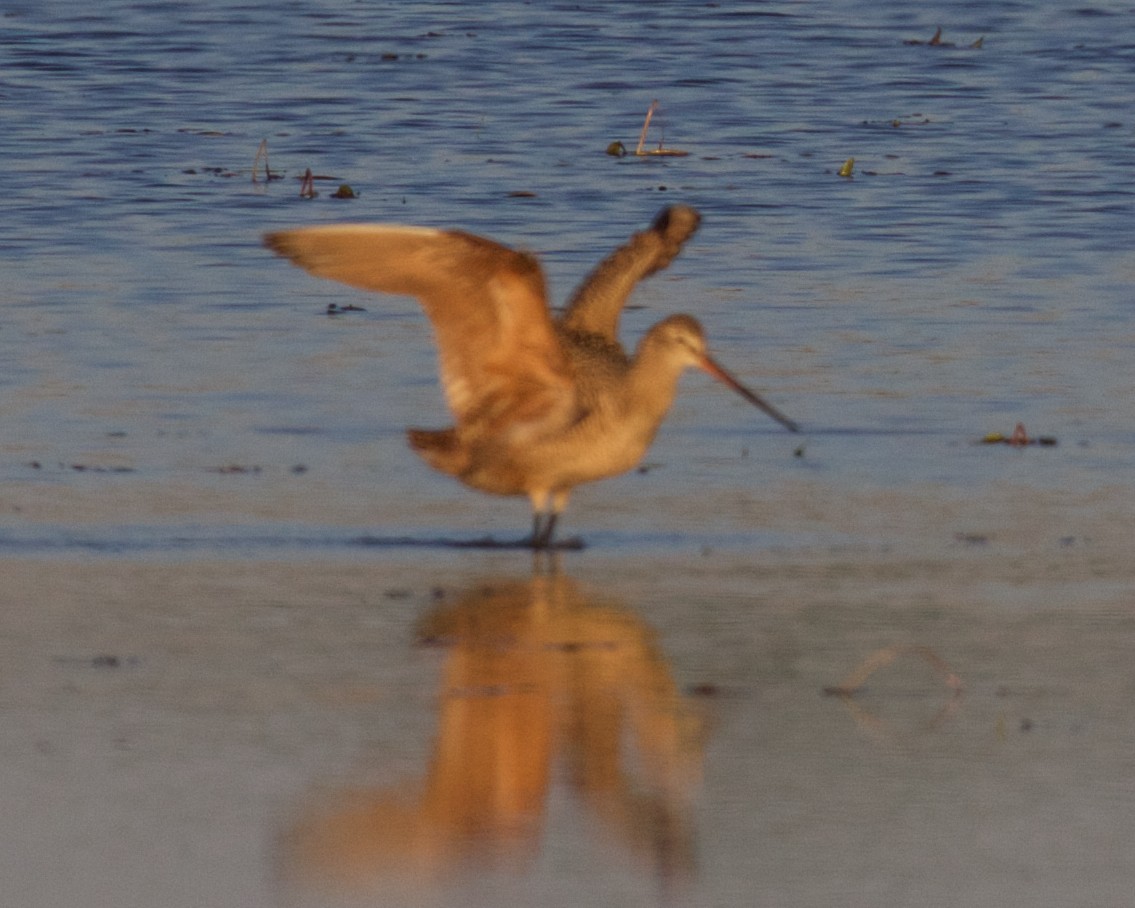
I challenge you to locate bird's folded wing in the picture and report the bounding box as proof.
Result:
[264,224,577,437]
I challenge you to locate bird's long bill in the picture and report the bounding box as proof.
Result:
[700,355,799,433]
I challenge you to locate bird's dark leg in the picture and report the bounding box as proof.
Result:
[540,512,558,548]
[530,510,557,549]
[525,491,580,550]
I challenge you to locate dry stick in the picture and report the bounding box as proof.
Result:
[632,100,688,157]
[635,100,658,156]
[252,139,270,183]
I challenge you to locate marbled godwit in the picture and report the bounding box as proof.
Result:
[264,206,797,548]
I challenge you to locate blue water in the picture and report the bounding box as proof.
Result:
[4,4,1135,906]
[5,3,1133,511]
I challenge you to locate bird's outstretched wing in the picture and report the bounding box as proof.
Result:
[559,205,701,342]
[264,224,577,439]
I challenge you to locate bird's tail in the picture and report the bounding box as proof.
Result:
[406,427,470,476]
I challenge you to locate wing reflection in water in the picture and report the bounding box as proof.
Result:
[281,571,707,896]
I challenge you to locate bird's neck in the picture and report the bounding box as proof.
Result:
[626,337,687,423]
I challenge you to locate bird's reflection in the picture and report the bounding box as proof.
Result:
[283,571,706,895]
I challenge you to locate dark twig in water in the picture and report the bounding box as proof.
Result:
[299,168,316,199]
[904,26,984,49]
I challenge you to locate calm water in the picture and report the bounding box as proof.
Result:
[3,2,1135,906]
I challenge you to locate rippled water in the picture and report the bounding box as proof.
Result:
[3,2,1135,906]
[5,0,1134,526]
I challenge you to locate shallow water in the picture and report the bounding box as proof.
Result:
[3,1,1135,905]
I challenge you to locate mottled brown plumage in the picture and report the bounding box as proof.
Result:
[264,206,796,547]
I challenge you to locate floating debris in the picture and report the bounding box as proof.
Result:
[326,303,366,316]
[953,532,991,546]
[617,100,685,157]
[26,461,134,473]
[980,422,1058,447]
[251,138,283,182]
[837,156,855,178]
[54,653,142,670]
[299,167,317,199]
[859,114,933,130]
[188,165,242,178]
[905,25,945,45]
[605,140,627,157]
[904,26,984,49]
[295,168,345,197]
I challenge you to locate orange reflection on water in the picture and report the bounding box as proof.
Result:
[284,572,706,892]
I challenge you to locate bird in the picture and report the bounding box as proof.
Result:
[264,205,798,548]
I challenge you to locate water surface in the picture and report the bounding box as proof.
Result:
[3,2,1135,905]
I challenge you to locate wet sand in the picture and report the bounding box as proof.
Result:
[4,477,1134,907]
